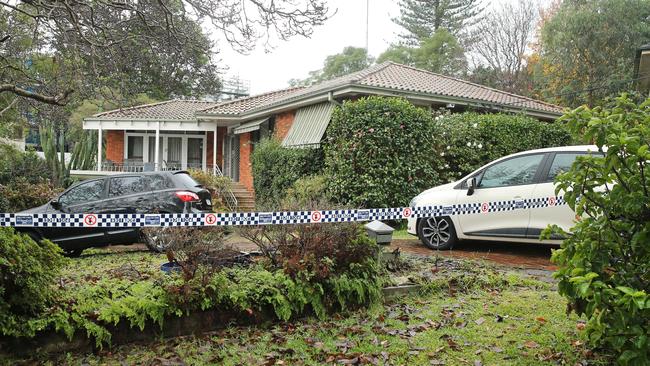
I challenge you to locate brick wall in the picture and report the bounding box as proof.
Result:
[274,110,296,141]
[105,130,124,164]
[239,132,254,192]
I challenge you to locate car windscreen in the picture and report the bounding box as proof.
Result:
[173,172,202,188]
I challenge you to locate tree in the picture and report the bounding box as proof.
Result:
[469,0,538,95]
[533,0,650,107]
[378,29,467,76]
[393,0,484,45]
[548,95,650,364]
[0,0,330,106]
[289,47,374,86]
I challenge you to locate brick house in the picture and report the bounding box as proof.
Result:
[82,62,563,197]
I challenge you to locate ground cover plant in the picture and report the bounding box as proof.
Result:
[0,221,383,353]
[546,95,650,365]
[4,252,611,365]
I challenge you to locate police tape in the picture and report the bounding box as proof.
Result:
[0,196,566,228]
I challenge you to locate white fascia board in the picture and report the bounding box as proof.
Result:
[83,118,219,131]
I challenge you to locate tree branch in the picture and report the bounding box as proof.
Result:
[0,84,73,106]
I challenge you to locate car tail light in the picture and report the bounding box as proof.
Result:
[175,191,200,202]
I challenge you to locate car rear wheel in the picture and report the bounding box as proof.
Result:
[141,228,170,253]
[417,216,457,250]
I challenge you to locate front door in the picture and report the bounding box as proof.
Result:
[456,153,547,239]
[223,134,240,181]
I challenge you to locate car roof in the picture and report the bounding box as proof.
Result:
[507,145,603,157]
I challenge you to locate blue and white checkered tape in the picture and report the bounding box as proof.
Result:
[2,196,567,227]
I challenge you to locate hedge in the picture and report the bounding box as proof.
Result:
[434,112,573,183]
[250,138,324,205]
[324,97,439,208]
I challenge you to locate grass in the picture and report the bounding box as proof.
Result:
[36,286,607,366]
[3,246,608,366]
[59,246,167,291]
[391,228,414,240]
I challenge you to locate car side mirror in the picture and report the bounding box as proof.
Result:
[50,199,62,210]
[466,177,476,196]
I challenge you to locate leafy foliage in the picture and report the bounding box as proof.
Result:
[546,95,650,365]
[250,138,324,205]
[378,30,467,76]
[533,0,650,107]
[393,0,484,45]
[285,174,328,206]
[324,96,439,208]
[0,228,66,338]
[189,168,235,211]
[289,47,375,86]
[0,144,61,212]
[0,0,330,106]
[434,112,572,183]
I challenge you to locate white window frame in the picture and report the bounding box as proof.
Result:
[124,131,207,171]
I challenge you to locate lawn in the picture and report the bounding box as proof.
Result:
[2,245,609,365]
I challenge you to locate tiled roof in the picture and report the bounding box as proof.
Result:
[357,63,563,114]
[201,62,562,116]
[91,62,562,121]
[200,87,305,115]
[92,100,220,120]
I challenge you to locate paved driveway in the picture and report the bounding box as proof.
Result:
[386,239,557,270]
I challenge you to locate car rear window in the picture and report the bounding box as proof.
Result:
[145,174,172,190]
[109,176,144,197]
[173,172,201,188]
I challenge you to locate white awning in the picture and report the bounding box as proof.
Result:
[233,118,268,135]
[282,103,334,147]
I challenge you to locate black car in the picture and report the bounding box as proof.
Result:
[18,171,212,256]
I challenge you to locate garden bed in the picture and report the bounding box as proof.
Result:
[1,245,609,365]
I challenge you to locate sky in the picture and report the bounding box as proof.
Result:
[215,0,549,95]
[216,0,401,94]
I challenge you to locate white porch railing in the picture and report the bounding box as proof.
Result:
[82,161,239,212]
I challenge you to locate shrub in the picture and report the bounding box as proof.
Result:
[0,178,62,212]
[324,96,439,208]
[547,95,650,365]
[0,228,66,337]
[434,112,573,183]
[284,174,328,206]
[0,144,60,212]
[250,138,324,205]
[0,144,49,185]
[188,168,234,211]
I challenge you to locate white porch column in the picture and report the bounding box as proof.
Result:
[97,127,102,172]
[213,124,218,175]
[155,122,161,171]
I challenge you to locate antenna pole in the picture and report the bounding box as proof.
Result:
[365,0,369,51]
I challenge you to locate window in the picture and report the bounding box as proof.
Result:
[479,154,544,188]
[145,174,170,190]
[174,172,201,188]
[546,153,584,181]
[187,138,203,168]
[109,176,144,197]
[59,180,105,206]
[127,136,143,160]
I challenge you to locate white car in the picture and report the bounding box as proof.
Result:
[407,145,602,249]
